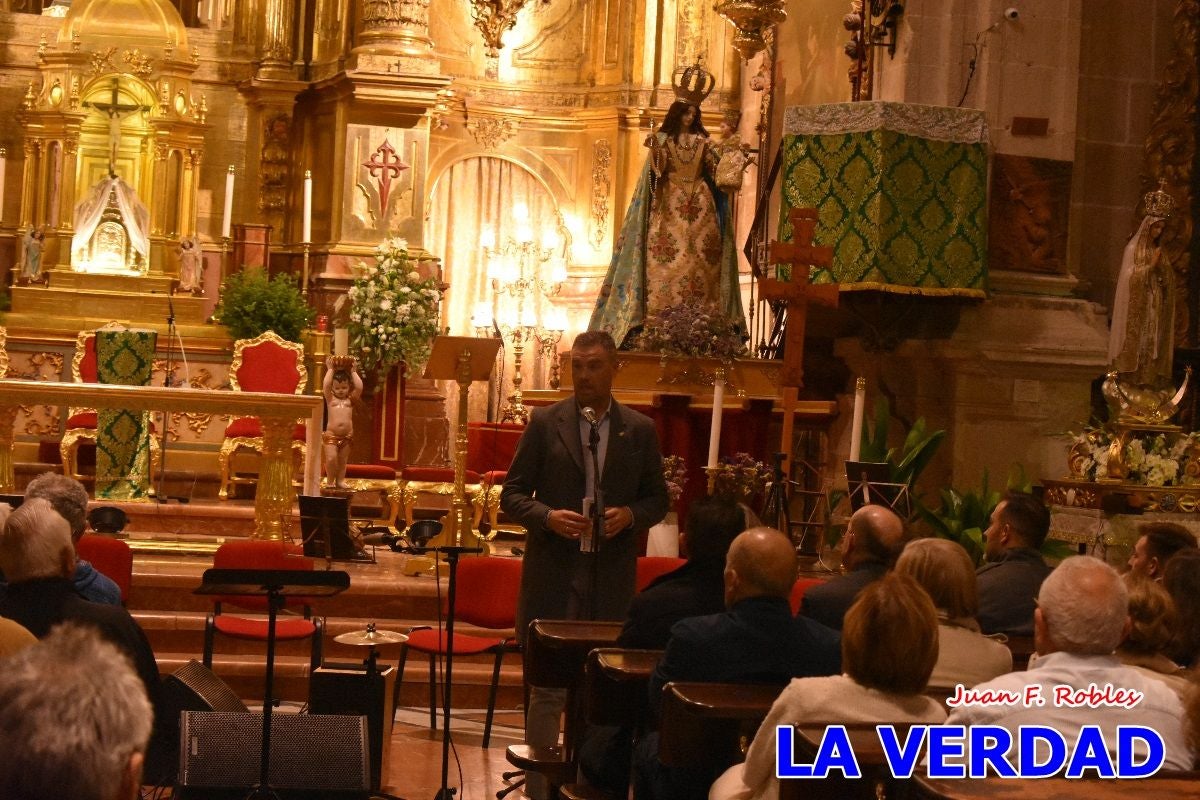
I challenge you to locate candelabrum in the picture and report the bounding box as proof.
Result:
[473,206,568,423]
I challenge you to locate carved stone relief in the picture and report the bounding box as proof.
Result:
[988,154,1072,274]
[466,116,516,149]
[345,125,422,242]
[513,0,588,69]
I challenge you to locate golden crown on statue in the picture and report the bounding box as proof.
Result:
[1143,178,1175,219]
[672,62,715,106]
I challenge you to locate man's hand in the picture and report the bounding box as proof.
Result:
[603,506,634,537]
[546,509,589,540]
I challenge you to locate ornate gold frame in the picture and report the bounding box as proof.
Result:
[218,331,309,501]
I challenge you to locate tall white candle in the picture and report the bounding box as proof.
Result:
[333,328,349,356]
[302,169,312,243]
[849,376,866,462]
[0,148,7,223]
[221,165,234,239]
[707,369,726,470]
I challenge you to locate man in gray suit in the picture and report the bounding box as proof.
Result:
[501,329,669,799]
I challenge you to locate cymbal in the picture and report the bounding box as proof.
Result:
[334,628,408,646]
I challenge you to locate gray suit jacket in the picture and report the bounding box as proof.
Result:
[500,397,669,638]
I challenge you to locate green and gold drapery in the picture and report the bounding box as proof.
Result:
[780,102,989,297]
[95,328,157,501]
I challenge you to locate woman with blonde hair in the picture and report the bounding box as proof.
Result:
[895,538,1012,694]
[1118,574,1191,699]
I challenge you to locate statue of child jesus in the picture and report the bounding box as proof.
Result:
[323,355,363,489]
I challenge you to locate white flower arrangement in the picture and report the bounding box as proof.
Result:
[1067,426,1199,487]
[348,238,443,376]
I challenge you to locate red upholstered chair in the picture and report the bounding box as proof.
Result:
[217,332,309,500]
[398,466,483,529]
[394,556,522,748]
[789,577,825,615]
[636,555,686,592]
[466,422,525,532]
[61,326,161,484]
[202,540,324,672]
[75,533,133,603]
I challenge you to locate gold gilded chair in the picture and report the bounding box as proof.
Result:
[61,326,161,485]
[217,331,308,500]
[398,466,484,529]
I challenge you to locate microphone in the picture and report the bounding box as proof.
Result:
[168,295,175,321]
[581,406,598,426]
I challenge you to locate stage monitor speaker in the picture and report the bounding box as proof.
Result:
[145,661,249,786]
[177,711,369,800]
[299,494,366,561]
[310,663,395,791]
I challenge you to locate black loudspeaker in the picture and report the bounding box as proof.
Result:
[310,663,395,791]
[299,494,367,561]
[145,661,249,786]
[176,711,370,799]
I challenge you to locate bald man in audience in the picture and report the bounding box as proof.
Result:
[0,623,154,800]
[1127,521,1196,581]
[801,503,904,630]
[946,556,1191,771]
[631,528,841,800]
[976,491,1052,636]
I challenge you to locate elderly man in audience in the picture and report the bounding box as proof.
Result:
[895,538,1011,695]
[632,527,841,800]
[0,498,161,701]
[21,471,122,604]
[620,494,747,649]
[0,623,154,800]
[710,573,948,800]
[1128,521,1197,581]
[1116,575,1191,699]
[975,491,1052,636]
[801,503,904,630]
[945,556,1191,770]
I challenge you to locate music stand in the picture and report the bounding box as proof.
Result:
[422,336,500,552]
[845,460,912,519]
[195,568,349,800]
[298,494,370,562]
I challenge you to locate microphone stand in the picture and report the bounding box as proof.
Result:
[156,297,177,503]
[585,420,603,621]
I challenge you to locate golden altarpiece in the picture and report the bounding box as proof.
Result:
[0,0,794,491]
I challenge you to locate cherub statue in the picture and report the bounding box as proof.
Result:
[176,235,203,294]
[20,228,45,284]
[323,355,363,489]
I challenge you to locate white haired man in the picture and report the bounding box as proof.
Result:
[0,623,153,800]
[945,556,1190,770]
[23,471,122,604]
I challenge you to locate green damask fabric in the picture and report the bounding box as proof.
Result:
[781,129,987,296]
[95,329,156,501]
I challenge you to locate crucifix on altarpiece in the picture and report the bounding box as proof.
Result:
[84,77,151,176]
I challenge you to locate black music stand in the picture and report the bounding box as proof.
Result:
[845,460,912,519]
[195,568,350,800]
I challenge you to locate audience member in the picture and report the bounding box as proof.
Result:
[946,556,1190,770]
[895,538,1011,692]
[711,573,947,800]
[620,495,746,649]
[631,528,841,800]
[801,503,904,630]
[1163,548,1200,668]
[1127,521,1196,581]
[0,623,153,800]
[23,471,122,605]
[0,498,161,700]
[975,491,1052,636]
[1117,575,1191,699]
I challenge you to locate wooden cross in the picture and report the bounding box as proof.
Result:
[759,207,839,389]
[85,77,150,175]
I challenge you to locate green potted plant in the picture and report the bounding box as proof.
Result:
[212,268,314,343]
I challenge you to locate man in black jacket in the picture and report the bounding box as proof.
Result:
[801,503,905,630]
[976,490,1052,636]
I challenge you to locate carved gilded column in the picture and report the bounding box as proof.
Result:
[181,148,201,235]
[19,140,37,229]
[34,140,50,228]
[258,0,296,79]
[0,406,16,493]
[254,414,295,540]
[354,0,433,59]
[60,137,79,234]
[149,141,169,237]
